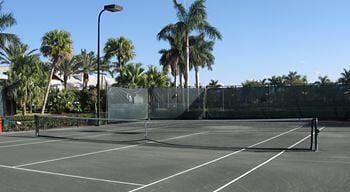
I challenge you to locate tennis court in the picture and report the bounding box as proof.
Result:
[0,118,349,192]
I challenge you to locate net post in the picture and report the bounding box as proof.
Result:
[310,118,314,150]
[34,115,39,137]
[314,117,319,152]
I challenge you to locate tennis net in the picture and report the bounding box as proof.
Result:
[35,116,319,151]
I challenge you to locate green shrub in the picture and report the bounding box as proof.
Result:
[47,89,78,113]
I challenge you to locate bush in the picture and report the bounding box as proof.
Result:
[47,89,78,113]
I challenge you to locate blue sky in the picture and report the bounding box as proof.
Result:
[4,0,350,85]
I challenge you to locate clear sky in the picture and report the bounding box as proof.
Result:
[3,0,350,85]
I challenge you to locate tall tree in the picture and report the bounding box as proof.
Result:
[57,57,79,89]
[0,41,46,115]
[189,33,215,88]
[76,49,96,89]
[338,68,350,84]
[158,0,222,88]
[104,37,135,74]
[40,30,73,114]
[0,1,18,48]
[158,33,183,87]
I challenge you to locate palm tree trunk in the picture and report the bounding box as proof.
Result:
[22,102,26,116]
[30,102,33,114]
[41,67,55,114]
[185,35,190,111]
[195,67,199,88]
[173,66,177,87]
[179,72,183,88]
[83,73,88,89]
[185,36,190,88]
[64,75,68,89]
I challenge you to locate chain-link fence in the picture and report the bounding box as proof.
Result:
[107,85,350,120]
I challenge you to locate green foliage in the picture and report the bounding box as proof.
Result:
[315,75,332,85]
[56,57,80,89]
[116,63,147,88]
[242,71,308,87]
[242,79,267,88]
[207,80,221,88]
[189,33,215,88]
[2,116,35,132]
[158,35,183,87]
[40,30,73,64]
[104,37,135,77]
[47,89,78,113]
[283,71,307,85]
[268,76,285,86]
[146,65,171,88]
[0,41,47,115]
[77,88,101,113]
[0,1,18,48]
[75,49,96,89]
[115,64,171,88]
[338,68,350,84]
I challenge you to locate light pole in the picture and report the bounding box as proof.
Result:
[97,4,123,124]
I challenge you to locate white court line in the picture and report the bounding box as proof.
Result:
[127,127,302,192]
[0,164,144,187]
[0,132,100,149]
[14,131,209,168]
[212,126,325,192]
[0,138,38,144]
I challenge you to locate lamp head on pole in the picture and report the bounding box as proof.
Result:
[104,4,123,12]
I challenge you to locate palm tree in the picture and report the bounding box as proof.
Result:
[146,65,170,88]
[0,1,18,48]
[76,49,96,89]
[0,41,46,115]
[338,68,350,84]
[268,76,285,86]
[207,80,221,88]
[315,75,332,85]
[241,79,267,88]
[283,71,307,85]
[57,57,80,89]
[158,34,183,87]
[40,30,73,114]
[189,33,214,88]
[104,37,135,73]
[0,41,37,64]
[158,0,222,88]
[116,63,147,88]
